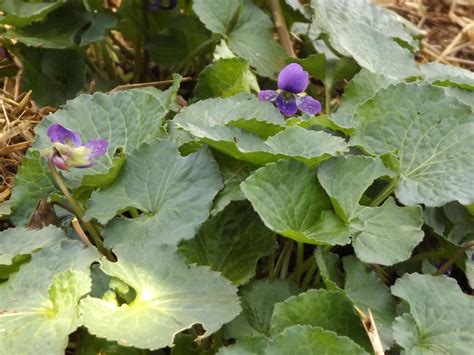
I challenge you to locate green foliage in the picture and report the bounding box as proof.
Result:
[179,202,276,285]
[193,0,286,78]
[391,273,474,354]
[195,58,254,100]
[3,0,474,352]
[80,242,240,350]
[85,140,222,247]
[352,83,474,206]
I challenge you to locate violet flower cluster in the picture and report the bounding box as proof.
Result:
[259,63,321,116]
[47,124,108,170]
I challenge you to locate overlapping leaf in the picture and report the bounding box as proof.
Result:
[0,0,64,27]
[330,69,397,129]
[271,289,371,351]
[85,140,222,247]
[224,279,298,339]
[311,0,419,79]
[0,225,64,265]
[352,83,474,206]
[174,95,347,165]
[179,202,276,285]
[391,273,474,354]
[317,156,424,265]
[267,326,368,355]
[0,240,97,354]
[195,58,254,100]
[8,151,55,225]
[343,256,396,349]
[421,62,474,91]
[350,198,424,265]
[318,156,393,222]
[11,82,181,224]
[241,160,350,245]
[80,242,241,350]
[221,326,368,355]
[193,0,286,78]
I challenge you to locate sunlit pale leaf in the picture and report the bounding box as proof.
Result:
[351,198,424,266]
[352,83,474,206]
[421,62,474,91]
[391,273,474,354]
[0,240,97,355]
[311,0,419,79]
[0,226,64,265]
[80,242,241,350]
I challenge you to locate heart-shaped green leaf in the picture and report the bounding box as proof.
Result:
[80,242,241,350]
[85,140,222,247]
[352,83,474,207]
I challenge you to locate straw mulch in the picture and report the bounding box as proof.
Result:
[377,0,474,70]
[0,0,473,206]
[0,77,54,204]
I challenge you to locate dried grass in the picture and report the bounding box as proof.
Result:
[0,76,54,203]
[377,0,474,70]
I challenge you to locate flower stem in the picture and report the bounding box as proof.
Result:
[325,86,331,115]
[280,240,294,279]
[433,240,474,276]
[274,239,293,277]
[295,242,305,283]
[301,260,318,290]
[370,178,399,207]
[48,157,115,261]
[269,0,296,57]
[268,252,276,278]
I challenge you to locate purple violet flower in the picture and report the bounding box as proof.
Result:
[46,124,108,170]
[148,0,177,11]
[432,258,454,276]
[258,63,322,116]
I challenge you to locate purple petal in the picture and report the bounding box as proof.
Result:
[258,90,278,101]
[52,155,69,170]
[296,95,322,115]
[276,94,297,116]
[85,139,108,159]
[278,63,309,94]
[47,124,81,146]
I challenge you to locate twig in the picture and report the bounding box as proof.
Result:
[355,307,385,355]
[71,218,94,248]
[268,0,296,57]
[109,77,192,93]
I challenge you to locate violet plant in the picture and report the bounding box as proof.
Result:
[1,0,474,354]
